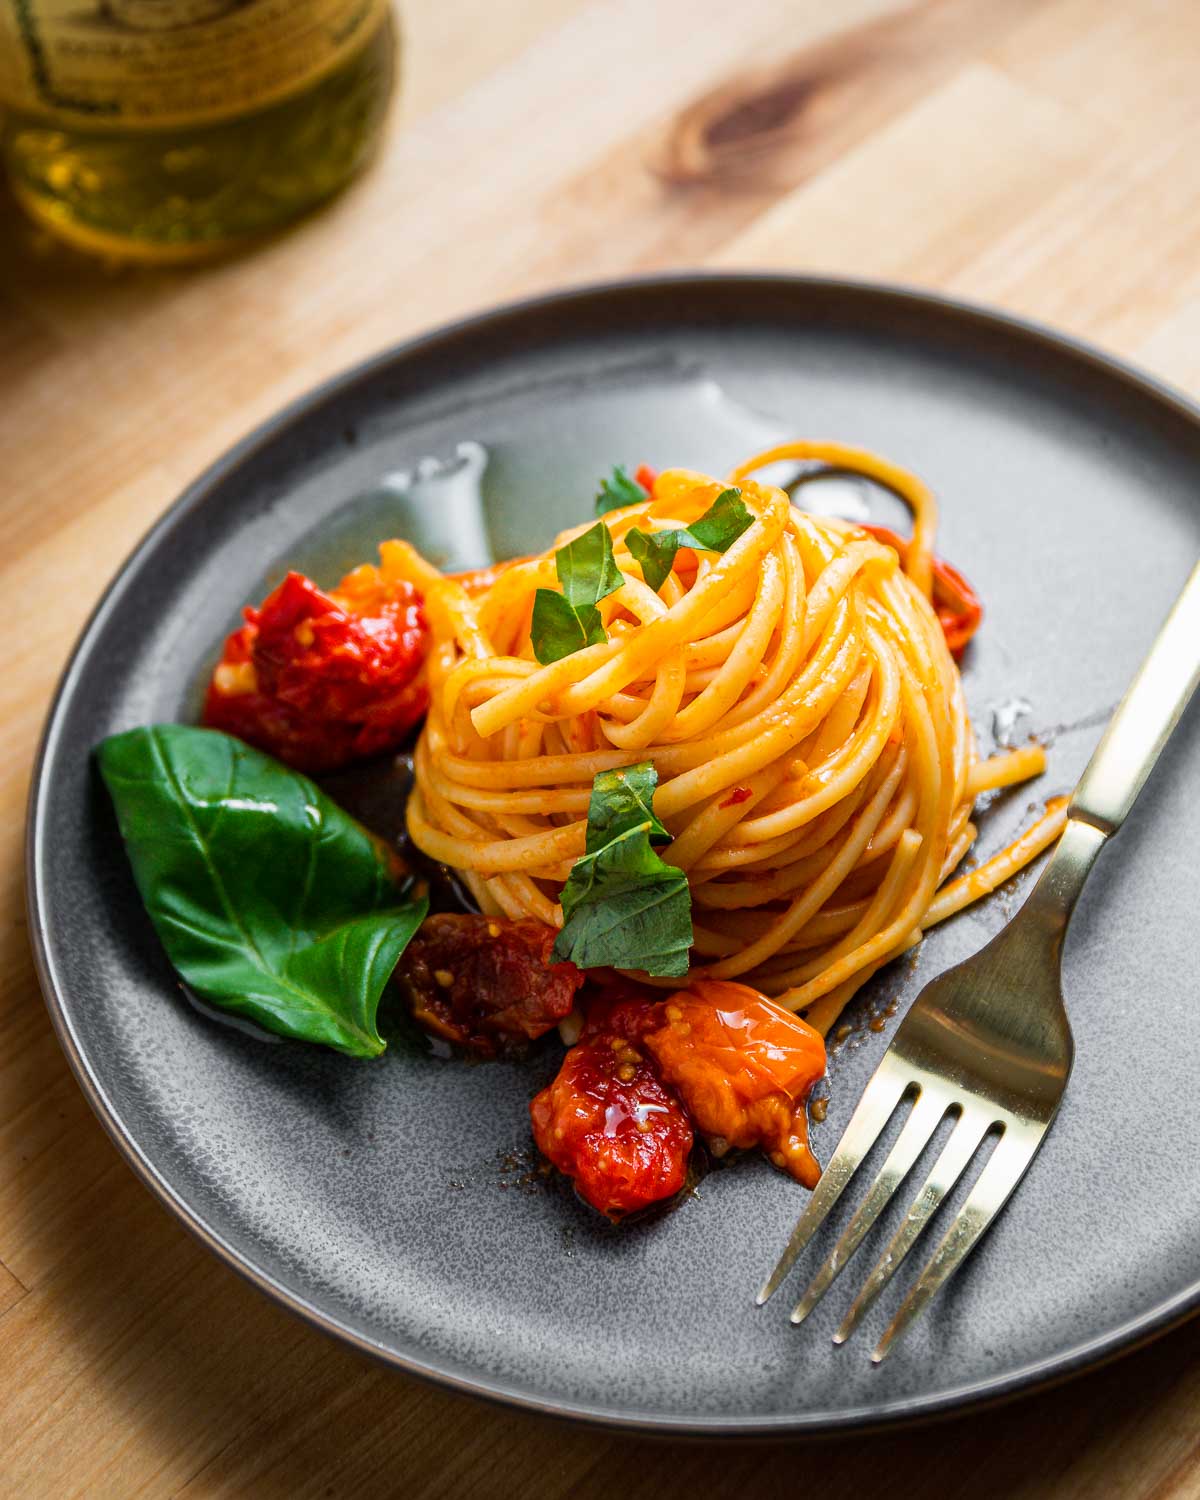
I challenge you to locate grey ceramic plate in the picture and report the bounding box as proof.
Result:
[28,276,1200,1436]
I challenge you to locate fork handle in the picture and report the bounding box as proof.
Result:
[1069,559,1200,837]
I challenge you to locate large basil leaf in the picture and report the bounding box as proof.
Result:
[97,725,427,1058]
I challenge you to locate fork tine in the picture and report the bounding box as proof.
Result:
[832,1105,992,1344]
[757,1056,911,1307]
[788,1089,949,1326]
[870,1123,1043,1363]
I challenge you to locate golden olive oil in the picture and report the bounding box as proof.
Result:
[0,1,397,261]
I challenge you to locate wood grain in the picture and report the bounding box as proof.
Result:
[4,0,1200,1494]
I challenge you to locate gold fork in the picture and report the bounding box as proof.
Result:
[759,559,1200,1361]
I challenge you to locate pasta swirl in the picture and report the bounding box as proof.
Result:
[401,444,1059,1034]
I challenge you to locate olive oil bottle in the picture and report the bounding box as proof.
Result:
[0,1,397,262]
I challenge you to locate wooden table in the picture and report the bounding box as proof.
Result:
[4,1,1200,1493]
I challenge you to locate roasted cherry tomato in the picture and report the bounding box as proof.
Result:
[530,1029,693,1218]
[396,914,584,1057]
[861,523,983,659]
[644,980,826,1187]
[579,979,666,1044]
[203,567,429,774]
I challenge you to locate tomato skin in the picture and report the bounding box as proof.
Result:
[203,569,429,773]
[644,980,826,1187]
[530,1033,693,1218]
[396,914,584,1057]
[634,464,658,495]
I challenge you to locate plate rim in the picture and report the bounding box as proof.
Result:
[26,270,1200,1437]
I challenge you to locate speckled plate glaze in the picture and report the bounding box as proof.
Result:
[28,276,1200,1435]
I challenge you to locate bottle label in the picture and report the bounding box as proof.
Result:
[0,0,388,127]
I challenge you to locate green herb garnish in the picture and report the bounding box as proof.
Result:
[97,725,428,1058]
[595,464,649,517]
[531,521,624,664]
[626,487,753,592]
[552,763,693,977]
[582,759,671,851]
